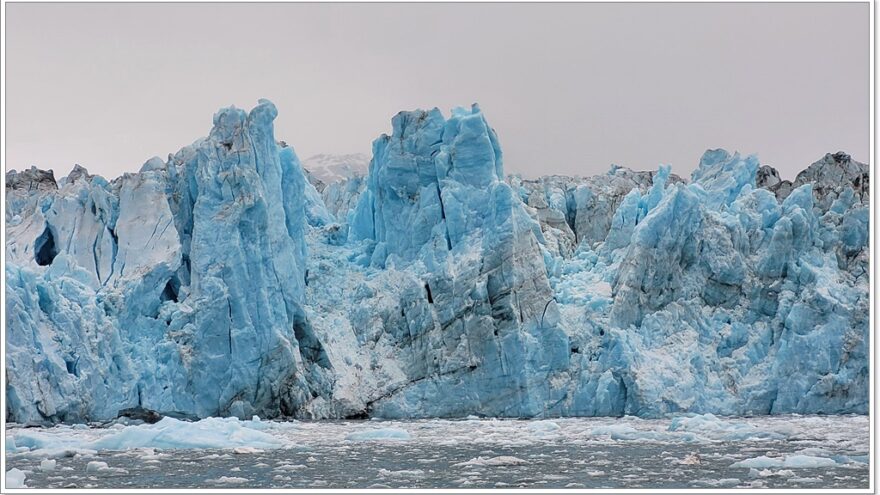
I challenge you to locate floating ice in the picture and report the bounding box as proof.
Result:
[88,417,283,451]
[345,428,411,442]
[6,417,284,458]
[206,476,249,484]
[527,421,562,436]
[677,454,702,465]
[86,461,109,472]
[454,456,529,467]
[790,477,823,483]
[731,454,840,469]
[667,414,787,441]
[274,464,307,472]
[2,414,868,490]
[589,425,672,442]
[378,468,425,477]
[6,468,27,488]
[232,447,264,454]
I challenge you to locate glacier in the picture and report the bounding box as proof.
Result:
[4,100,869,424]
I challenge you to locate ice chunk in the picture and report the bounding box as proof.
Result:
[789,477,823,483]
[527,421,561,435]
[232,447,263,454]
[206,476,249,484]
[273,464,307,472]
[6,417,285,457]
[377,468,425,477]
[88,417,284,450]
[6,468,27,488]
[86,461,109,472]
[590,425,671,442]
[730,455,839,469]
[677,453,701,465]
[345,428,411,441]
[667,414,786,441]
[454,456,529,467]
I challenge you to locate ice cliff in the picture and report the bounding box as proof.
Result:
[7,100,333,423]
[5,100,869,424]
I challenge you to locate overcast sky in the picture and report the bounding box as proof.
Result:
[6,2,870,180]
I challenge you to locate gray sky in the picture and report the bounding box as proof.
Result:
[6,2,870,180]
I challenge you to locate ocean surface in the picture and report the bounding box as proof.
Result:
[5,414,869,489]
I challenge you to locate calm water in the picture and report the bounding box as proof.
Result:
[5,415,869,489]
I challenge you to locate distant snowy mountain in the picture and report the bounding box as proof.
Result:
[302,153,370,188]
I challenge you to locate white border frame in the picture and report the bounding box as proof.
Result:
[0,1,874,493]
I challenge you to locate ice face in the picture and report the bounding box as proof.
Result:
[6,100,332,424]
[552,150,869,417]
[341,103,569,418]
[4,100,869,424]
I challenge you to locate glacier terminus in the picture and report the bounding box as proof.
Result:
[4,99,869,425]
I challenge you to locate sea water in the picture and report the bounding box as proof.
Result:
[5,414,869,489]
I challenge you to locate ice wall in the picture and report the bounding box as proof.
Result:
[316,105,569,417]
[6,100,332,423]
[547,150,868,416]
[5,101,869,424]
